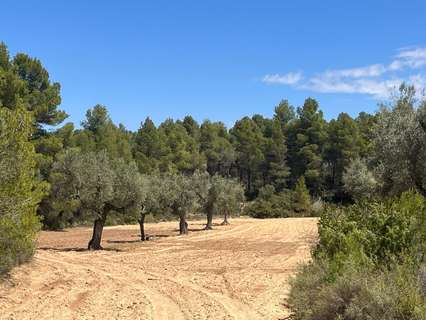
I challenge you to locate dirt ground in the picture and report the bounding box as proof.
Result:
[0,217,318,320]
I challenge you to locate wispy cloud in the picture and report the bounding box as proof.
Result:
[393,47,426,69]
[305,77,404,98]
[262,47,426,99]
[262,72,303,85]
[321,64,386,79]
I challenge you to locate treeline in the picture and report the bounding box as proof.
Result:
[0,41,372,232]
[0,42,378,216]
[39,98,373,201]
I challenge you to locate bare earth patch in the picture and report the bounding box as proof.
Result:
[0,217,318,320]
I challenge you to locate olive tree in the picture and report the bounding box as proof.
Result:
[214,178,244,225]
[373,84,426,196]
[343,158,378,201]
[191,171,245,228]
[50,150,144,249]
[136,174,166,241]
[191,171,215,230]
[160,173,199,235]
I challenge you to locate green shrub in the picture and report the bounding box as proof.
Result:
[315,192,426,271]
[288,192,426,320]
[246,186,292,218]
[0,211,40,274]
[289,262,426,320]
[311,198,324,216]
[0,108,43,275]
[343,157,378,201]
[246,179,314,218]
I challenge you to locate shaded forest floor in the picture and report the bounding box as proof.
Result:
[0,217,318,320]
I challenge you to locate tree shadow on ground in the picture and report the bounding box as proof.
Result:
[172,227,206,233]
[174,223,227,233]
[107,234,172,243]
[38,247,123,252]
[188,222,227,227]
[106,239,141,244]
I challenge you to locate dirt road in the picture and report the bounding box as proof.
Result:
[0,217,317,320]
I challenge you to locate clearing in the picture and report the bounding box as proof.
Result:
[0,217,317,320]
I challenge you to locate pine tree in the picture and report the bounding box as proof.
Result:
[287,98,326,194]
[78,104,133,161]
[181,115,200,140]
[273,99,296,132]
[199,120,235,176]
[264,119,290,191]
[0,42,66,130]
[324,113,362,199]
[0,107,44,274]
[230,117,265,197]
[292,176,312,216]
[159,119,205,174]
[356,112,377,157]
[133,117,167,173]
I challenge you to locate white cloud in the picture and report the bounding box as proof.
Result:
[389,48,426,70]
[397,47,426,59]
[305,77,403,99]
[262,72,303,85]
[263,47,426,99]
[321,64,386,79]
[388,60,405,71]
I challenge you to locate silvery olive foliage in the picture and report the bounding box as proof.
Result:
[214,177,245,219]
[372,84,426,196]
[50,149,144,220]
[160,173,200,218]
[190,171,244,225]
[343,158,378,201]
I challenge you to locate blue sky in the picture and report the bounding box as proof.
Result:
[2,1,426,130]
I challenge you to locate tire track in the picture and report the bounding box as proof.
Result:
[0,217,318,320]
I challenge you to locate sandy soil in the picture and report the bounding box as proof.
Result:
[0,217,318,320]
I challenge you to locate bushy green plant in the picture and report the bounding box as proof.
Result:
[289,262,426,320]
[291,176,312,216]
[288,192,426,320]
[311,198,324,216]
[246,186,292,218]
[343,157,378,201]
[0,108,44,275]
[247,179,314,218]
[315,192,426,270]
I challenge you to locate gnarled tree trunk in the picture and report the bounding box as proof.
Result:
[179,215,188,235]
[88,211,107,250]
[221,210,230,225]
[205,204,214,230]
[139,213,146,241]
